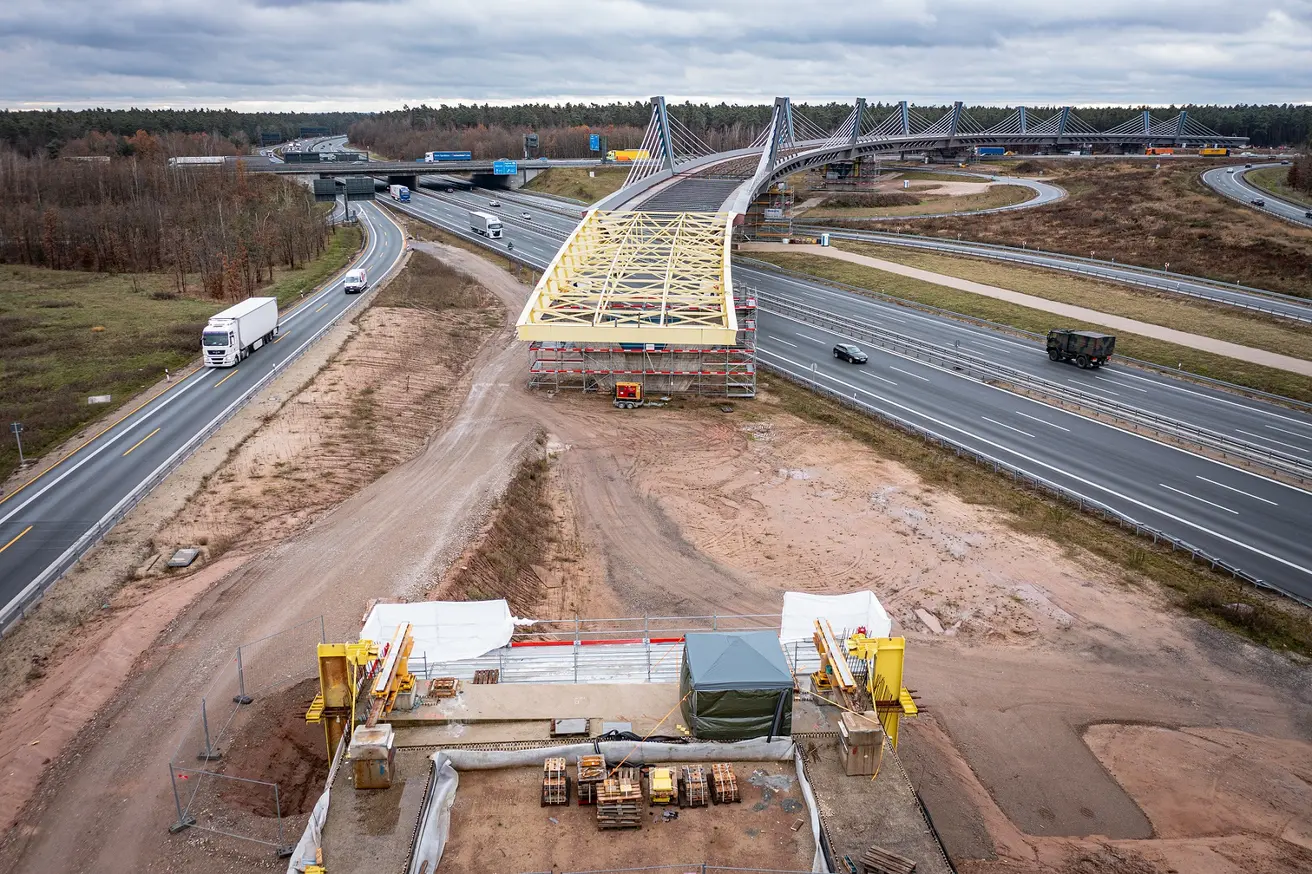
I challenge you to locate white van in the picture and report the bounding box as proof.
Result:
[344,268,367,294]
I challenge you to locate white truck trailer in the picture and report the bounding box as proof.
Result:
[469,211,503,239]
[202,297,279,367]
[389,184,410,202]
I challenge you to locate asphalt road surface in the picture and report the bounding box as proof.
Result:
[1201,162,1312,228]
[0,203,408,627]
[381,189,1312,601]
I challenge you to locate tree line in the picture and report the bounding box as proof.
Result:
[3,103,1309,160]
[0,144,330,301]
[1288,154,1312,195]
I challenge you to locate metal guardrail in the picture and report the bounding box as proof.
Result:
[792,227,1312,325]
[758,360,1304,607]
[754,292,1312,485]
[0,209,407,635]
[737,257,1312,414]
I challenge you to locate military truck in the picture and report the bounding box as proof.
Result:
[1046,329,1115,369]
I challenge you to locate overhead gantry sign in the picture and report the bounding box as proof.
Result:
[515,210,738,346]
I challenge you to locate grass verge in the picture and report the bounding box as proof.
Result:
[829,240,1312,356]
[763,376,1312,656]
[883,159,1312,297]
[803,184,1033,218]
[1247,166,1312,209]
[0,224,363,484]
[750,251,1312,404]
[524,167,629,203]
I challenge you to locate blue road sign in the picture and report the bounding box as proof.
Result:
[589,134,600,151]
[492,160,518,175]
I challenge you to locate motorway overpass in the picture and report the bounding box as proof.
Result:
[250,157,603,192]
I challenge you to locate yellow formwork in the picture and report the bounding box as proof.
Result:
[516,210,738,345]
[847,634,918,748]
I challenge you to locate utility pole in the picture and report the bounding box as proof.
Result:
[10,422,24,466]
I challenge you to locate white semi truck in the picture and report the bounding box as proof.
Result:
[469,211,503,239]
[202,297,280,367]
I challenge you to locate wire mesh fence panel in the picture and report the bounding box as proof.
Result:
[170,765,296,853]
[233,615,326,700]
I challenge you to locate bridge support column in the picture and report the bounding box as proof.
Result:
[1019,106,1028,134]
[899,100,910,136]
[653,96,676,172]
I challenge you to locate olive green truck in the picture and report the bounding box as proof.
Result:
[1046,329,1115,369]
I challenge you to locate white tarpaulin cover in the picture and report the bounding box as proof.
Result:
[780,590,891,643]
[360,600,515,664]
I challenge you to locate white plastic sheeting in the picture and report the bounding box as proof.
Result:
[286,787,330,873]
[780,590,891,643]
[360,599,515,664]
[407,754,459,874]
[407,739,830,874]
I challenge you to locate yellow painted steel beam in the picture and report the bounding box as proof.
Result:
[517,210,738,345]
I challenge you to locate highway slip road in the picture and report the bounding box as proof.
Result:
[0,202,407,629]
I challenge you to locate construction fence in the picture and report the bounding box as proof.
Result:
[168,615,328,856]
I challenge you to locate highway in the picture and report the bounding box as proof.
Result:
[0,202,408,628]
[795,228,1312,325]
[382,185,1312,601]
[1201,162,1312,228]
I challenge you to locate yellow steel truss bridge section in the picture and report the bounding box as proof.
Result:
[516,210,738,346]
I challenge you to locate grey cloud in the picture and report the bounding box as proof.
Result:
[0,0,1308,109]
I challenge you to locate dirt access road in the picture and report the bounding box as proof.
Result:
[0,241,540,874]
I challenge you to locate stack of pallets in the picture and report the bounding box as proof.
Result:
[596,766,642,829]
[678,765,709,808]
[858,844,916,874]
[473,668,500,684]
[541,757,570,806]
[576,754,606,805]
[710,763,740,804]
[429,677,460,699]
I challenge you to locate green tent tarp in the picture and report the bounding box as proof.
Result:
[679,631,793,740]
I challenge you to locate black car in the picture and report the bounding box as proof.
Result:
[1251,198,1266,207]
[833,343,868,364]
[1305,210,1312,219]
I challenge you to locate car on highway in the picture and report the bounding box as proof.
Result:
[1305,210,1312,219]
[832,343,868,364]
[1245,163,1253,168]
[488,199,501,208]
[522,211,532,220]
[1226,168,1235,174]
[1251,198,1266,207]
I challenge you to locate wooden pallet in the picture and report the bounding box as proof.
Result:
[710,763,740,804]
[678,765,709,808]
[541,757,570,806]
[596,767,642,829]
[429,677,460,699]
[858,844,916,874]
[576,754,606,806]
[472,669,500,685]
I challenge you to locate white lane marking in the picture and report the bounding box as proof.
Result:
[1160,483,1239,515]
[1070,380,1119,397]
[0,372,208,526]
[1266,424,1312,441]
[890,366,931,382]
[767,336,798,348]
[797,333,826,344]
[1014,410,1071,432]
[981,416,1035,438]
[1236,429,1307,453]
[1110,367,1312,428]
[758,348,1312,578]
[1093,374,1147,392]
[1196,476,1279,506]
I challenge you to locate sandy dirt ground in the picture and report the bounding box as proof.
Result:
[0,241,536,873]
[438,763,815,874]
[740,242,1312,377]
[2,241,1309,874]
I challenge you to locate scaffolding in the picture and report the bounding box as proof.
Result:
[741,182,794,242]
[527,286,757,397]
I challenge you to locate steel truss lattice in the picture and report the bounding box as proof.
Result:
[516,211,738,345]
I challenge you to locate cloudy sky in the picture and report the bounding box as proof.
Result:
[2,0,1309,110]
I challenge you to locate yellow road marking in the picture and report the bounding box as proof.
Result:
[315,299,333,313]
[0,525,33,555]
[274,331,290,344]
[213,369,239,388]
[121,427,161,458]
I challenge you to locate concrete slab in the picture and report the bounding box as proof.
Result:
[321,747,432,874]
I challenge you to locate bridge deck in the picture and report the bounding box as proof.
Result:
[516,211,738,345]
